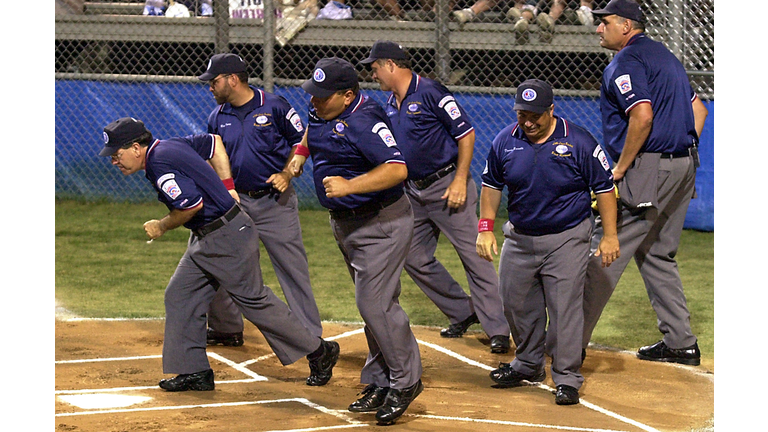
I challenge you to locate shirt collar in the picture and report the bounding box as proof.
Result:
[219,85,264,114]
[511,116,569,143]
[386,72,420,107]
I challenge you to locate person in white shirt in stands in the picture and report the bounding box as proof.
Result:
[165,0,191,17]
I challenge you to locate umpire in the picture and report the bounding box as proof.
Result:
[477,79,618,405]
[583,0,710,365]
[289,57,423,426]
[360,40,510,353]
[99,117,339,391]
[198,53,324,346]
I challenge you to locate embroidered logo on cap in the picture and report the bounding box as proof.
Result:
[313,68,326,82]
[522,89,537,101]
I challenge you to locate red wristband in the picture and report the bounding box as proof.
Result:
[478,218,494,233]
[293,144,310,158]
[222,177,235,190]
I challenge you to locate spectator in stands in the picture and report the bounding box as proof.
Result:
[374,0,433,21]
[200,0,213,16]
[453,1,597,42]
[166,0,191,16]
[143,0,165,15]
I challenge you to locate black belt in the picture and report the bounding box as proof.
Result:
[329,194,401,221]
[236,188,275,199]
[411,164,456,190]
[660,148,693,159]
[193,205,241,238]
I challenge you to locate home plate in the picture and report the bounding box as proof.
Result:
[58,393,153,409]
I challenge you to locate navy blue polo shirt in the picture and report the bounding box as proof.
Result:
[144,134,236,231]
[600,34,700,161]
[482,117,615,236]
[206,86,305,191]
[306,92,406,211]
[384,73,474,180]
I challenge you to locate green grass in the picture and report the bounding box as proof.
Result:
[55,199,714,365]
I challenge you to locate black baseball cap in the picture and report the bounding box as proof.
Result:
[301,57,359,98]
[513,79,554,114]
[592,0,645,23]
[360,40,408,65]
[100,117,149,156]
[198,53,247,81]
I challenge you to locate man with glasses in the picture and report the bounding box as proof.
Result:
[98,117,339,391]
[197,53,324,347]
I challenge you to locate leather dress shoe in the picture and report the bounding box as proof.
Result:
[375,379,424,425]
[159,368,215,392]
[637,340,701,366]
[206,329,244,347]
[555,384,580,405]
[348,384,390,412]
[489,362,545,388]
[306,339,340,386]
[490,335,510,354]
[440,313,479,338]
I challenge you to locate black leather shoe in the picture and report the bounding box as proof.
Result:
[440,313,479,338]
[306,339,340,386]
[159,369,215,392]
[490,335,510,354]
[489,363,545,388]
[375,379,424,425]
[206,329,244,347]
[637,340,701,366]
[348,384,390,412]
[555,384,580,405]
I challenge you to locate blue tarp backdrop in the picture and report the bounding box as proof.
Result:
[55,80,714,231]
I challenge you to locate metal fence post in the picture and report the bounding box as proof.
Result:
[214,0,230,53]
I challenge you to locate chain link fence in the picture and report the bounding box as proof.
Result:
[55,0,714,227]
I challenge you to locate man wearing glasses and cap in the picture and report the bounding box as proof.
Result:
[477,79,619,405]
[287,57,423,426]
[360,40,511,355]
[197,53,324,349]
[583,0,709,366]
[98,117,339,392]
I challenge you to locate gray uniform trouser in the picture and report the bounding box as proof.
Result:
[582,153,697,350]
[404,173,509,338]
[500,218,591,390]
[330,195,422,390]
[162,206,321,374]
[208,185,324,338]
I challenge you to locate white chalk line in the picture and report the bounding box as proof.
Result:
[56,323,658,432]
[417,339,659,432]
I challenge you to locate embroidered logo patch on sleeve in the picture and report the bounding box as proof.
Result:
[372,122,397,147]
[614,74,632,94]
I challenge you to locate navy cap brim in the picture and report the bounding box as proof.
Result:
[513,102,550,114]
[198,70,217,81]
[99,146,120,157]
[301,79,336,98]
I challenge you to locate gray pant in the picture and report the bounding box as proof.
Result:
[208,185,323,338]
[583,154,697,350]
[162,207,321,374]
[499,218,591,390]
[330,195,422,390]
[404,173,509,338]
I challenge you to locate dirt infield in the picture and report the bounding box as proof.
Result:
[55,319,713,432]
